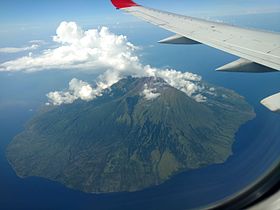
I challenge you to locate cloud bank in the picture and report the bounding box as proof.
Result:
[0,21,212,105]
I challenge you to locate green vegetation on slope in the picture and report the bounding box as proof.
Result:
[6,77,255,193]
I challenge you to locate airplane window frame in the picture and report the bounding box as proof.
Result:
[203,161,280,209]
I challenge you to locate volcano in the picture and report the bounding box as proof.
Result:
[6,76,255,193]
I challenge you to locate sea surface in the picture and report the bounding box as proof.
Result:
[1,88,280,210]
[0,12,280,210]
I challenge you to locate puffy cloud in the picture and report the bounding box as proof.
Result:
[193,94,207,103]
[0,21,139,72]
[0,21,214,104]
[53,22,83,44]
[48,68,207,105]
[141,84,161,100]
[46,91,77,106]
[47,78,99,106]
[151,68,206,101]
[0,44,39,54]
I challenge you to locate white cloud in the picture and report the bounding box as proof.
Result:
[141,84,161,100]
[0,21,139,73]
[47,91,77,106]
[151,68,206,101]
[193,94,207,103]
[0,44,39,54]
[47,78,100,106]
[0,21,214,105]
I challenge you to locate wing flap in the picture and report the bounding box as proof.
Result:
[216,58,278,73]
[158,34,201,45]
[261,93,280,113]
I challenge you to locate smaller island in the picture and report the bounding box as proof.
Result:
[6,76,255,193]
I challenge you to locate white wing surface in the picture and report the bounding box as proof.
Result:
[111,0,280,112]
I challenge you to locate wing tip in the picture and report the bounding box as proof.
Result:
[111,0,139,9]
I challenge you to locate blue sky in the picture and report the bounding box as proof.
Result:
[1,0,280,25]
[0,0,279,45]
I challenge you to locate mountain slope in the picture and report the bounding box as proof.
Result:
[6,77,255,193]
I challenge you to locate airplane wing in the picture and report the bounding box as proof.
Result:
[111,0,280,112]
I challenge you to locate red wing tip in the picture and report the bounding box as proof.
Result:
[111,0,139,9]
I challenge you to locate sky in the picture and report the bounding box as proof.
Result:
[0,0,279,46]
[1,0,280,34]
[0,0,279,106]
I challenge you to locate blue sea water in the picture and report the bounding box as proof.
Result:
[2,82,280,210]
[0,13,280,210]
